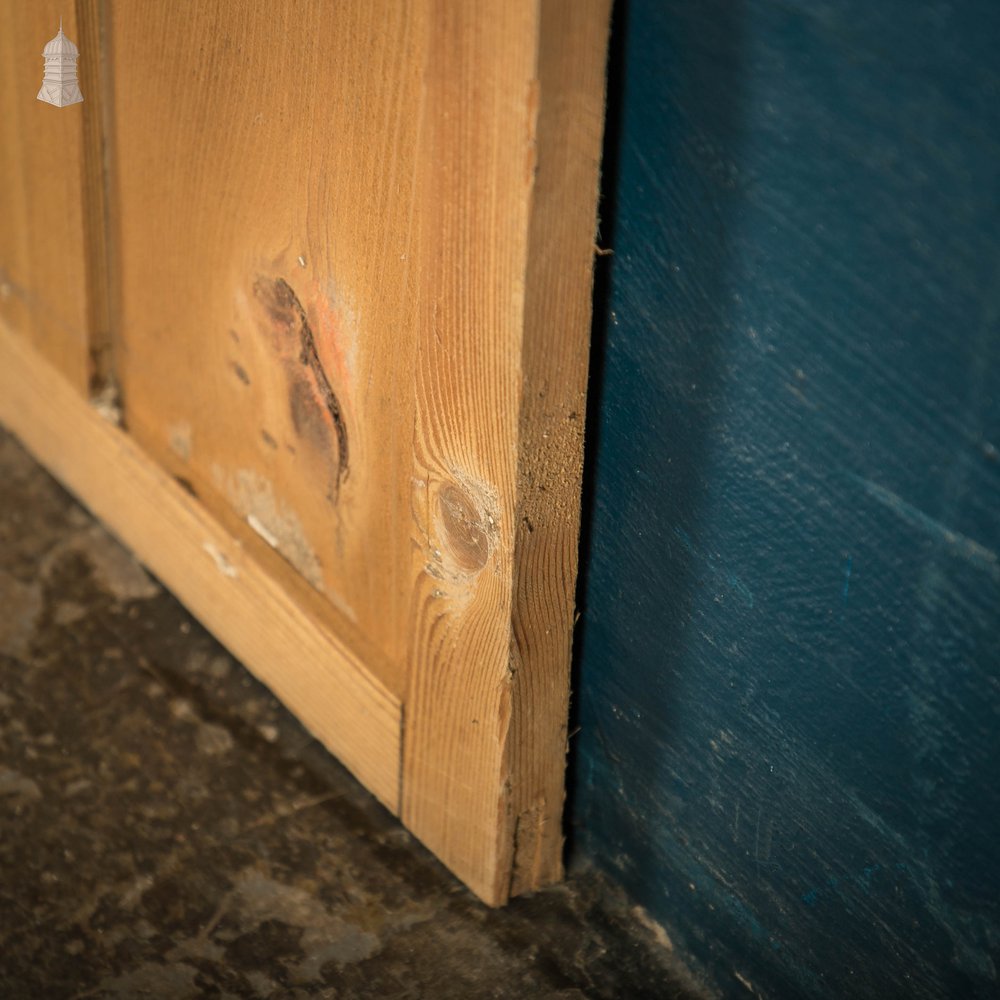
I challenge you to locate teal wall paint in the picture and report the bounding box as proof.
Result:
[572,2,1000,997]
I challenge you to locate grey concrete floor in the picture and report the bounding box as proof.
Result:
[0,430,705,1000]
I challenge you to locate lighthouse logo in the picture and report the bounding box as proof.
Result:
[37,18,83,107]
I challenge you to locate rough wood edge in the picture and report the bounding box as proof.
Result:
[503,0,613,899]
[0,322,402,814]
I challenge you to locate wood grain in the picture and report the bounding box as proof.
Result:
[400,0,535,905]
[109,2,427,692]
[0,321,402,813]
[0,1,94,391]
[402,0,612,904]
[5,0,611,904]
[507,0,613,896]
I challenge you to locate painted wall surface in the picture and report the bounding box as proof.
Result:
[572,1,1000,997]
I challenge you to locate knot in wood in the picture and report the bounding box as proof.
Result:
[437,483,491,573]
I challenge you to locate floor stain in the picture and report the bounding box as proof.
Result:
[0,570,42,658]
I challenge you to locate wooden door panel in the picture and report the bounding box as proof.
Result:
[0,0,611,905]
[111,2,426,689]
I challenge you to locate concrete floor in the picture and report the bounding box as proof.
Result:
[0,430,705,1000]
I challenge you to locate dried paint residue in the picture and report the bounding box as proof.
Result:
[212,465,322,589]
[168,422,193,462]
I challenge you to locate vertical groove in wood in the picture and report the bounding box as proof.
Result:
[75,0,119,399]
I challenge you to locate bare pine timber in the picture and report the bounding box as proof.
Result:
[0,0,611,904]
[508,0,613,897]
[109,2,428,691]
[402,0,613,903]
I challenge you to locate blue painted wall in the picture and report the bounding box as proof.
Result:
[572,2,1000,997]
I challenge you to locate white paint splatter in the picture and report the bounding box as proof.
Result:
[246,513,280,549]
[203,542,238,579]
[168,422,193,462]
[211,465,323,589]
